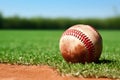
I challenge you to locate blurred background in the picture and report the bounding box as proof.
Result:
[0,0,120,30]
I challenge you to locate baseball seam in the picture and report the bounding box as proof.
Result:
[63,29,95,61]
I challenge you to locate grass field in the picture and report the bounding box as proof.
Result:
[0,30,120,79]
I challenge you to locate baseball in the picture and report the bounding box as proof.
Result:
[59,24,102,63]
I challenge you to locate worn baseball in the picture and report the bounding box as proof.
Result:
[59,24,102,63]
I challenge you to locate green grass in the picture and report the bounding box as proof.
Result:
[0,30,120,79]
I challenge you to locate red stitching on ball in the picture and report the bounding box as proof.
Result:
[63,29,95,61]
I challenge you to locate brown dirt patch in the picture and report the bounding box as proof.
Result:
[0,64,111,80]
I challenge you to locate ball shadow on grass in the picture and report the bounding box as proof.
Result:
[95,59,116,64]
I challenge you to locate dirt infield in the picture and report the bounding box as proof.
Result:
[0,64,111,80]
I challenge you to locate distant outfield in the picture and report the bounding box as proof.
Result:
[0,13,120,30]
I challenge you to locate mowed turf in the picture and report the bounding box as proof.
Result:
[0,30,120,79]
